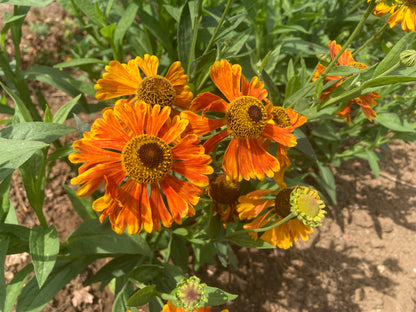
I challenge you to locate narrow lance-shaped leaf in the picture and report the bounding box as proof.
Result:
[0,235,10,312]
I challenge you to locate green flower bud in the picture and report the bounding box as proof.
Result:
[400,50,416,67]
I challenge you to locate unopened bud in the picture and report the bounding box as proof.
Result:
[400,49,416,67]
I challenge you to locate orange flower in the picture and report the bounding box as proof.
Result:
[181,60,297,181]
[94,54,193,113]
[312,40,380,124]
[369,0,416,32]
[69,100,213,234]
[237,187,325,249]
[162,301,211,312]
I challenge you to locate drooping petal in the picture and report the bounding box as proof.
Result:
[203,129,232,154]
[190,92,229,113]
[262,123,297,147]
[94,60,142,100]
[180,111,226,136]
[210,60,242,102]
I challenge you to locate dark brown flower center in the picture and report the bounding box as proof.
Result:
[122,134,173,183]
[137,75,176,107]
[208,174,241,205]
[226,96,267,138]
[274,187,294,218]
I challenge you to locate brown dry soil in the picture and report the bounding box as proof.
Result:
[2,3,416,312]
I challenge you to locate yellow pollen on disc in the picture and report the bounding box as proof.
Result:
[226,96,267,138]
[137,75,176,107]
[297,193,320,218]
[271,106,292,128]
[122,134,173,184]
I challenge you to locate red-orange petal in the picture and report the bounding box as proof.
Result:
[210,59,242,102]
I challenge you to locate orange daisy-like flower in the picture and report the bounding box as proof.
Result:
[94,54,193,113]
[369,0,416,32]
[312,40,381,124]
[237,187,326,249]
[181,59,297,181]
[207,174,241,224]
[69,100,213,234]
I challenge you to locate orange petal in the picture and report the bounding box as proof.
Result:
[203,129,232,154]
[165,61,188,86]
[180,111,226,136]
[222,138,241,181]
[210,59,242,102]
[190,92,229,113]
[135,54,159,77]
[95,60,142,100]
[262,124,297,147]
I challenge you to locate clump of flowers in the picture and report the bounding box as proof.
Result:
[313,40,381,124]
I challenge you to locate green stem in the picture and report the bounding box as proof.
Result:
[248,212,297,233]
[202,0,232,55]
[352,23,389,58]
[288,0,376,108]
[187,0,203,75]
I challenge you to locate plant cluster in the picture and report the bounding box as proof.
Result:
[1,0,416,311]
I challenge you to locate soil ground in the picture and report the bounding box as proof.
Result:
[2,2,416,312]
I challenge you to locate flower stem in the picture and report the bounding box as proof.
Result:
[352,23,389,58]
[202,0,233,55]
[246,212,297,233]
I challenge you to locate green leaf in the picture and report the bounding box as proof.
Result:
[0,224,30,254]
[29,226,60,288]
[177,2,192,69]
[53,94,82,124]
[285,75,301,99]
[373,32,416,78]
[0,0,54,6]
[73,0,106,27]
[376,112,415,132]
[5,264,33,312]
[294,128,317,160]
[129,264,163,285]
[47,144,75,162]
[0,138,48,181]
[0,122,75,143]
[0,235,10,312]
[53,58,107,68]
[66,219,152,257]
[138,9,174,57]
[62,184,97,220]
[326,65,362,76]
[0,82,32,122]
[362,75,416,89]
[0,175,12,223]
[100,23,116,40]
[224,231,275,249]
[15,257,94,312]
[204,286,238,306]
[114,3,139,49]
[364,150,380,178]
[317,162,337,204]
[261,69,280,106]
[170,235,189,272]
[24,65,96,97]
[85,255,141,289]
[127,285,157,307]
